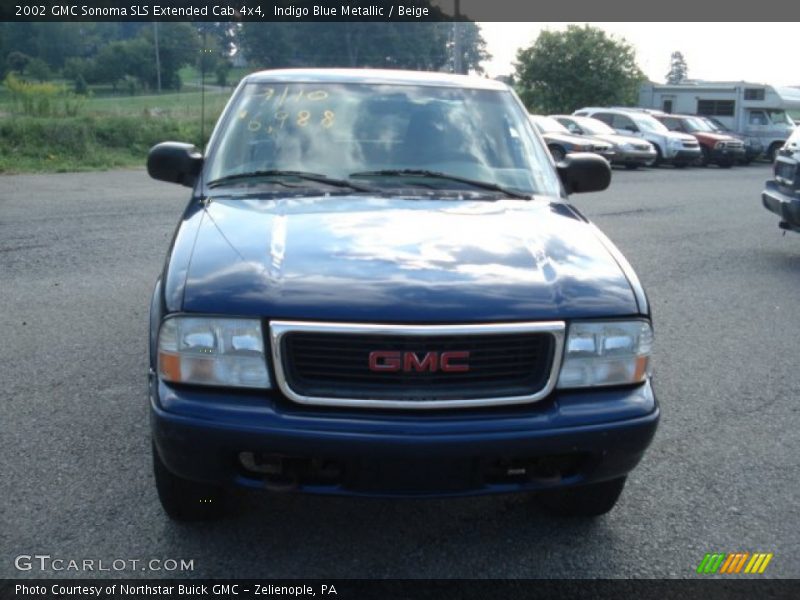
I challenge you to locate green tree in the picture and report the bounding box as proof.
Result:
[666,51,688,84]
[24,57,51,82]
[92,41,131,91]
[514,25,645,114]
[143,23,199,90]
[239,21,488,73]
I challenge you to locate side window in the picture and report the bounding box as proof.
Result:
[749,111,767,126]
[611,114,636,132]
[593,113,614,126]
[662,117,681,131]
[562,119,581,134]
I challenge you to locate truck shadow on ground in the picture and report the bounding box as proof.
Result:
[157,489,618,578]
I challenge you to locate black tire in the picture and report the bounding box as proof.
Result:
[624,163,639,170]
[537,477,627,517]
[699,147,711,167]
[153,443,227,521]
[645,146,662,167]
[549,145,566,161]
[767,143,782,163]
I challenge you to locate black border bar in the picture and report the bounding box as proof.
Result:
[3,579,800,600]
[3,0,800,21]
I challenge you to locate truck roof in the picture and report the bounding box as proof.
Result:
[244,68,509,91]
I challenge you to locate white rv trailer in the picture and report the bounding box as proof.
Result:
[639,81,800,160]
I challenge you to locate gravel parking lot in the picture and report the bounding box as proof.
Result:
[1,165,798,579]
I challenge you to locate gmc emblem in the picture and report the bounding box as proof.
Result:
[368,351,470,373]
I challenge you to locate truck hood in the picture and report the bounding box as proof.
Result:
[593,133,652,148]
[168,194,640,322]
[663,131,697,143]
[692,131,736,144]
[542,132,597,149]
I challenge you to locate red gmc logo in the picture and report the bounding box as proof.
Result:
[368,351,470,373]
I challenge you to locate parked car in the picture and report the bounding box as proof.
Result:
[653,114,744,168]
[529,114,614,162]
[146,69,658,521]
[573,107,701,167]
[762,126,800,233]
[701,117,764,164]
[553,114,656,169]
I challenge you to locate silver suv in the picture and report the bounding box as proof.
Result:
[574,108,701,167]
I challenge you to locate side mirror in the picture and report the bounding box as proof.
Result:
[557,153,611,194]
[147,142,203,187]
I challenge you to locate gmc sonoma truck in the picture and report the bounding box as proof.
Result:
[762,126,800,232]
[147,69,659,521]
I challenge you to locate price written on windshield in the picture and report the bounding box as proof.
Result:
[240,86,336,134]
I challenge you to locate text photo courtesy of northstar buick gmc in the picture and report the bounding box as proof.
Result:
[147,69,659,521]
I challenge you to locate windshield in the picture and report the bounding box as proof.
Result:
[530,115,570,134]
[633,114,669,133]
[207,81,560,196]
[682,117,714,133]
[574,117,615,135]
[766,109,794,127]
[703,118,725,132]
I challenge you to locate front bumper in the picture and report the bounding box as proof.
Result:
[612,149,656,166]
[150,375,659,497]
[593,149,616,162]
[710,147,746,164]
[762,180,800,230]
[666,148,702,164]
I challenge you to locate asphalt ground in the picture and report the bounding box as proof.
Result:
[1,164,798,579]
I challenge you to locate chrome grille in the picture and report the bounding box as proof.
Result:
[270,321,565,409]
[775,158,797,187]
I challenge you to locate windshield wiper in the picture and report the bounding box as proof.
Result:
[207,170,377,193]
[349,169,530,199]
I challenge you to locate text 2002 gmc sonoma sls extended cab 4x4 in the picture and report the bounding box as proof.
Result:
[147,69,659,521]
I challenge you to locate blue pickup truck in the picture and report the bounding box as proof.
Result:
[147,69,659,521]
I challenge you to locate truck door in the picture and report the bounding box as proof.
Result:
[745,109,769,145]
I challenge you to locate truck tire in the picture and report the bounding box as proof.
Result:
[153,443,227,521]
[645,146,662,167]
[767,142,783,163]
[536,477,627,517]
[699,147,711,167]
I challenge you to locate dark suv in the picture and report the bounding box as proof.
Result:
[762,127,800,232]
[146,69,659,521]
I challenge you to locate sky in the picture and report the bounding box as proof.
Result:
[478,23,800,87]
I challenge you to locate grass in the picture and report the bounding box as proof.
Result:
[0,88,232,173]
[0,64,264,173]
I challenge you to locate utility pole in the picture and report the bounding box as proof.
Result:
[453,0,463,74]
[153,22,162,93]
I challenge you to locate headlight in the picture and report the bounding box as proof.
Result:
[669,138,683,149]
[557,320,653,389]
[620,143,633,151]
[715,141,725,150]
[158,316,271,388]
